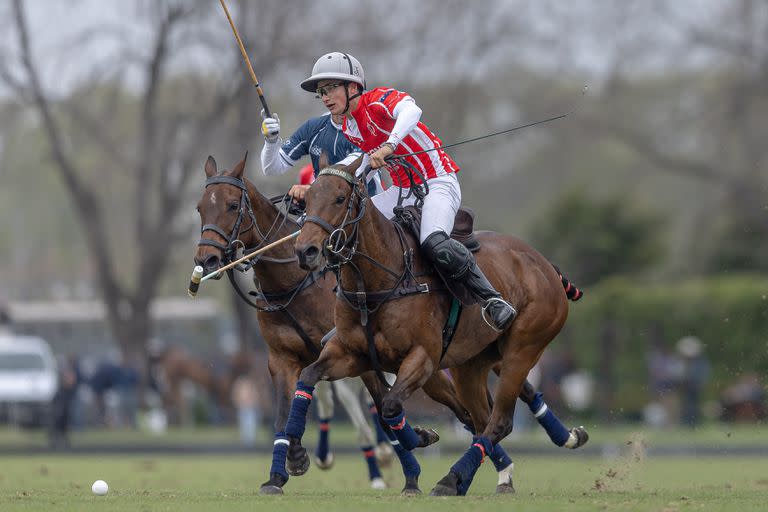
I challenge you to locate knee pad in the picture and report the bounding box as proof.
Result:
[421,231,473,279]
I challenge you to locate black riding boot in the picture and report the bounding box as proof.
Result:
[422,231,517,332]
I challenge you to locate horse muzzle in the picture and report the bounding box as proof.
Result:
[195,253,223,280]
[296,243,322,271]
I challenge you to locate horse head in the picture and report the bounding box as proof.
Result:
[194,154,255,277]
[295,154,366,271]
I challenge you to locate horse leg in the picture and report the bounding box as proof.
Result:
[280,339,366,482]
[333,379,385,488]
[433,345,541,496]
[372,348,440,496]
[313,381,334,469]
[380,348,437,451]
[518,378,589,449]
[421,370,472,435]
[361,383,394,467]
[360,372,422,496]
[259,356,301,495]
[432,363,514,495]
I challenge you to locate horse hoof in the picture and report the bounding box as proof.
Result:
[371,477,388,490]
[259,485,284,495]
[314,452,334,470]
[495,482,515,494]
[286,445,310,476]
[569,426,589,449]
[401,475,420,496]
[429,472,459,496]
[259,474,287,495]
[375,442,394,468]
[401,486,422,497]
[414,426,440,448]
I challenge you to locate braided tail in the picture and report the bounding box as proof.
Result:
[551,264,583,302]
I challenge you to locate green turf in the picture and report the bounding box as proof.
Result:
[1,422,765,447]
[1,454,766,511]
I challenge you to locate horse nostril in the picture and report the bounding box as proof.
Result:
[203,253,220,270]
[304,246,319,261]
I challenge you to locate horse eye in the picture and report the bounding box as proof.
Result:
[228,202,239,211]
[335,195,346,205]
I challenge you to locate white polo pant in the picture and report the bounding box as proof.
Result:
[371,173,461,243]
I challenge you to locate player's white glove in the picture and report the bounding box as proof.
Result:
[260,109,280,143]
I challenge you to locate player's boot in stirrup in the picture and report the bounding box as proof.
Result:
[422,231,517,332]
[463,263,517,332]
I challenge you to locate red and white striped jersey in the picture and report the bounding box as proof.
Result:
[342,87,460,187]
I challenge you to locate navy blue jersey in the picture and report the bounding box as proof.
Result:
[280,114,361,176]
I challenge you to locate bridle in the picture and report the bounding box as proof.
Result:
[198,174,296,269]
[197,173,322,357]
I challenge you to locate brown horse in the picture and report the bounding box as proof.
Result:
[292,157,580,495]
[192,155,474,495]
[149,344,231,425]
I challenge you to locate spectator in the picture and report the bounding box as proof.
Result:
[49,356,81,448]
[676,336,710,428]
[231,375,260,446]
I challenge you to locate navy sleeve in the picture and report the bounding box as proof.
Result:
[281,119,314,163]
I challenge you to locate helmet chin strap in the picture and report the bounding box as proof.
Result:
[342,82,362,114]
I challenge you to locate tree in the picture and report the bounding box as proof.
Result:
[529,190,665,287]
[0,0,249,366]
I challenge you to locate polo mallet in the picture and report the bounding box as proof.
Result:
[219,0,272,118]
[188,230,300,298]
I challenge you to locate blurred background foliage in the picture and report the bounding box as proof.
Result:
[0,0,765,418]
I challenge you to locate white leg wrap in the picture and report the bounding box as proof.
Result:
[564,431,578,449]
[533,403,548,418]
[497,462,514,486]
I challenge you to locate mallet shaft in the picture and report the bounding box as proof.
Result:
[201,230,300,283]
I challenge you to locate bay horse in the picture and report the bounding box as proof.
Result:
[193,155,476,495]
[291,157,584,496]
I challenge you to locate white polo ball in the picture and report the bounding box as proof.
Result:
[91,479,109,496]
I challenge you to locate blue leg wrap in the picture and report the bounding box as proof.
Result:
[361,445,383,480]
[386,425,420,478]
[269,432,290,481]
[285,381,314,440]
[451,436,492,496]
[489,443,513,472]
[368,402,389,445]
[528,392,570,446]
[383,410,420,451]
[316,418,330,460]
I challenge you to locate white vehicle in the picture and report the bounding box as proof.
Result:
[0,334,58,427]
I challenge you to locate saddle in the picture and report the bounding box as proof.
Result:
[395,205,480,253]
[395,205,481,306]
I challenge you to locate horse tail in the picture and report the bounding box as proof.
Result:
[551,264,584,302]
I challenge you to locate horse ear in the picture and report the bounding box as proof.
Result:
[231,151,248,179]
[318,151,329,170]
[342,153,365,176]
[204,156,217,177]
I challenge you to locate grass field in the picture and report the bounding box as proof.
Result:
[1,453,767,512]
[1,422,765,448]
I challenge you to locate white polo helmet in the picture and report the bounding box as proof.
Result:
[300,52,365,92]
